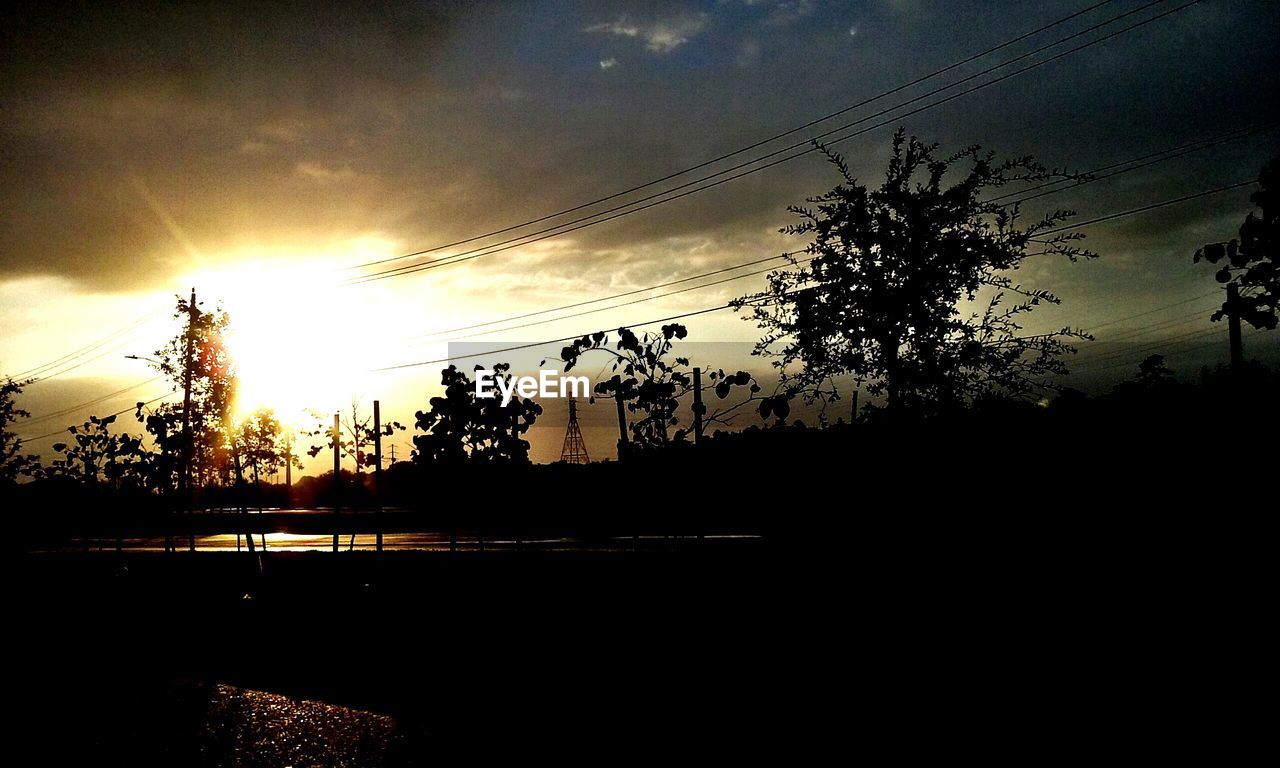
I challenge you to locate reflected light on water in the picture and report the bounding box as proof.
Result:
[54,532,760,553]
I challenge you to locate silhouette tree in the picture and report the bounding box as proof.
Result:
[1103,355,1193,419]
[47,414,146,489]
[1106,354,1182,400]
[142,295,237,490]
[1,378,38,487]
[735,131,1093,419]
[132,399,181,494]
[413,364,541,464]
[233,408,299,490]
[1132,354,1175,389]
[559,324,768,450]
[1193,156,1278,330]
[561,326,692,448]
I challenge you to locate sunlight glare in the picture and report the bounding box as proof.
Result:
[179,243,409,424]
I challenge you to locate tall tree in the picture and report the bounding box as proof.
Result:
[142,295,237,490]
[1193,156,1278,330]
[735,131,1092,419]
[233,409,298,487]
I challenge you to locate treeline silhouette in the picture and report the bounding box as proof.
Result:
[11,355,1276,549]
[4,142,1277,554]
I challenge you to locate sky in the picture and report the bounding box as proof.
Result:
[2,0,1278,468]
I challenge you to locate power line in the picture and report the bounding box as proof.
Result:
[20,376,164,427]
[376,290,1228,378]
[1083,291,1218,330]
[395,160,1246,355]
[1037,179,1254,237]
[17,394,171,444]
[411,251,801,340]
[373,299,747,371]
[1060,291,1217,337]
[404,121,1262,344]
[993,121,1277,205]
[5,307,162,381]
[374,172,1256,373]
[345,0,1120,273]
[1072,324,1225,369]
[1068,327,1260,373]
[1101,301,1218,333]
[417,258,809,344]
[1080,307,1216,347]
[350,0,1175,282]
[1069,314,1216,364]
[25,335,145,385]
[350,0,1196,283]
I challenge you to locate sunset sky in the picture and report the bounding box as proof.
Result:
[3,0,1277,469]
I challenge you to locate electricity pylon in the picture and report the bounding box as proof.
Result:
[559,398,590,464]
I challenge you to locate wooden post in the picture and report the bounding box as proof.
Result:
[512,407,523,549]
[374,400,383,553]
[233,448,254,555]
[182,288,196,552]
[614,395,628,459]
[332,412,340,553]
[1227,283,1244,371]
[692,367,704,445]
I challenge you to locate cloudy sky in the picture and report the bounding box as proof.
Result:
[2,0,1278,466]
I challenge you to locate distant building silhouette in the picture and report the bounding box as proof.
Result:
[559,398,590,464]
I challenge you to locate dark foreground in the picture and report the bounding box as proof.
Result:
[13,408,1276,762]
[15,513,1267,763]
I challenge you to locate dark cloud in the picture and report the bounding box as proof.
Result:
[1,0,1278,309]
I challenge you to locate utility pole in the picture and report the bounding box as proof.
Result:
[373,400,383,553]
[332,412,340,553]
[1226,283,1244,371]
[692,367,704,445]
[614,394,628,460]
[284,434,293,490]
[181,288,196,552]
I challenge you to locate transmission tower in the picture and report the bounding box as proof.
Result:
[559,398,590,464]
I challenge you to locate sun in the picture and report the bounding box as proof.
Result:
[177,243,411,426]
